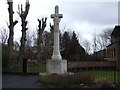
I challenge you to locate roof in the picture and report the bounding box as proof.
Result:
[111,25,120,36]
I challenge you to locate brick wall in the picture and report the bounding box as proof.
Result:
[68,61,116,69]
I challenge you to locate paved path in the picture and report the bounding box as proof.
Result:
[2,74,48,89]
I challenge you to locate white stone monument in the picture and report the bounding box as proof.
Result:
[46,5,67,74]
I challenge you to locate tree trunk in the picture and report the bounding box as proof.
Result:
[18,1,30,60]
[7,0,18,65]
[37,18,47,61]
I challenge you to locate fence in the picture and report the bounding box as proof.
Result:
[2,58,120,85]
[68,60,120,84]
[2,58,46,74]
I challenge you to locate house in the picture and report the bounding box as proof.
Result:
[107,25,120,69]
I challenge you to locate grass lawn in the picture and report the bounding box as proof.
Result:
[89,71,120,83]
[3,65,22,72]
[27,64,46,73]
[3,64,46,73]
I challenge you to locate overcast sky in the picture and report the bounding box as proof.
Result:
[0,0,118,43]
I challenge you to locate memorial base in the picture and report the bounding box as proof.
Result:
[46,59,67,74]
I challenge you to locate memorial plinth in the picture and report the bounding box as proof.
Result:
[46,5,67,74]
[46,59,67,74]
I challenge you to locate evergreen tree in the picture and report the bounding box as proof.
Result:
[61,31,71,59]
[69,31,85,61]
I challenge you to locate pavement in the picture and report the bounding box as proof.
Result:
[2,74,49,89]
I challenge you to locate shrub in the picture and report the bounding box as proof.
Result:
[80,73,94,86]
[115,83,120,88]
[100,82,115,88]
[38,73,94,88]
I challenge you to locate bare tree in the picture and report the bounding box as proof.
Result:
[92,32,98,54]
[26,30,32,48]
[13,41,19,51]
[95,28,113,52]
[0,28,8,45]
[82,40,91,54]
[18,0,30,59]
[7,0,18,58]
[38,24,54,61]
[100,28,113,47]
[91,28,113,56]
[25,30,35,58]
[37,18,47,60]
[50,23,54,47]
[32,31,37,47]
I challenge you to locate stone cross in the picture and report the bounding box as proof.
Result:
[51,5,63,60]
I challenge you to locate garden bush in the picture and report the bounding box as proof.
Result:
[100,82,115,88]
[38,73,94,88]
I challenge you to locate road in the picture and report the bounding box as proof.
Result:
[2,74,49,89]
